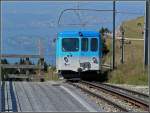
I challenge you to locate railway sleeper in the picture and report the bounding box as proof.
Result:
[68,82,129,112]
[80,81,149,111]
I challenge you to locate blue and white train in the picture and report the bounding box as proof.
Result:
[56,31,103,79]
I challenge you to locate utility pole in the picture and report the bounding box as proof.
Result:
[144,0,149,66]
[120,26,125,64]
[38,39,44,81]
[146,0,150,112]
[0,0,2,81]
[112,0,116,69]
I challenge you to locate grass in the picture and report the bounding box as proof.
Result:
[105,16,148,85]
[108,61,148,85]
[33,68,59,81]
[44,68,59,81]
[123,16,144,39]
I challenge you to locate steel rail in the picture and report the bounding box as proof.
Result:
[98,82,149,99]
[68,81,129,112]
[80,81,149,111]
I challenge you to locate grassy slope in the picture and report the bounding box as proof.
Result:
[123,16,144,39]
[106,16,148,85]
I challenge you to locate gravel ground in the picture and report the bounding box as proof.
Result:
[62,82,103,112]
[76,83,148,112]
[106,83,149,95]
[74,83,123,112]
[55,80,149,112]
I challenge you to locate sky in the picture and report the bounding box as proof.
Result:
[1,1,146,65]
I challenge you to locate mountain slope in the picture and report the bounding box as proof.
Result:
[122,16,144,39]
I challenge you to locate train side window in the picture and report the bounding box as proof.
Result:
[81,38,88,51]
[91,38,98,51]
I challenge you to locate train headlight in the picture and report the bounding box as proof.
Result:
[64,57,69,63]
[92,57,98,64]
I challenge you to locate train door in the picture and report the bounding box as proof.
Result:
[80,37,90,71]
[89,38,99,71]
[61,37,80,72]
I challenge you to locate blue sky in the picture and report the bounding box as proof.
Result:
[1,1,145,65]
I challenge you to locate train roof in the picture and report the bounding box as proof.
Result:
[58,31,100,37]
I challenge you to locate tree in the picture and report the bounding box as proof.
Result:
[100,27,110,36]
[137,22,144,35]
[137,22,142,28]
[1,59,8,64]
[43,61,48,72]
[99,27,110,56]
[99,27,105,36]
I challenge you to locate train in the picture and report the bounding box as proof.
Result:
[56,31,103,79]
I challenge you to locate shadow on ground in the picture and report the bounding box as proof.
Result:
[80,70,110,82]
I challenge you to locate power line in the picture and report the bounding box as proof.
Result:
[58,8,145,27]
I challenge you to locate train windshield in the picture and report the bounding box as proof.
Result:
[62,38,79,52]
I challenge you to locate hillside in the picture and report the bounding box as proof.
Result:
[105,16,148,85]
[122,16,144,39]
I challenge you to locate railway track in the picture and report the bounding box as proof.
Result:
[67,79,149,112]
[95,82,149,100]
[79,81,149,112]
[67,81,129,112]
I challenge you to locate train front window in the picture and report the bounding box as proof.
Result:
[91,38,98,51]
[81,38,88,51]
[62,38,79,52]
